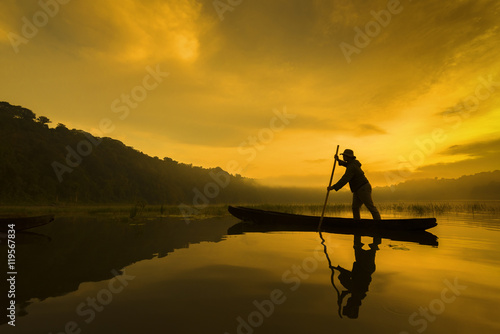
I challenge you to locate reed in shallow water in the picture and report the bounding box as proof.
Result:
[246,201,500,217]
[0,201,498,219]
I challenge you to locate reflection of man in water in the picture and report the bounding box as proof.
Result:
[336,235,381,319]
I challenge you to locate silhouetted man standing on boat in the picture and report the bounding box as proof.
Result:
[327,149,381,220]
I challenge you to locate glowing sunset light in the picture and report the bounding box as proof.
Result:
[1,0,499,188]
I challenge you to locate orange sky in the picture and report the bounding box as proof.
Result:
[1,0,499,188]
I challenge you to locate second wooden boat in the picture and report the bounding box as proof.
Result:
[0,214,55,232]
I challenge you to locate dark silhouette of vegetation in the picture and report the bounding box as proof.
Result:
[0,102,320,205]
[375,171,500,201]
[0,102,261,204]
[1,101,498,205]
[1,215,236,325]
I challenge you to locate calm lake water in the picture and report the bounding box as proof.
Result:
[1,206,500,334]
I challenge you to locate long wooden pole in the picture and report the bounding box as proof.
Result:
[318,145,340,231]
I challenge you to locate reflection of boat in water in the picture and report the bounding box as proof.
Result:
[229,206,437,231]
[0,214,54,232]
[228,206,440,319]
[0,230,52,244]
[228,221,438,246]
[320,231,437,319]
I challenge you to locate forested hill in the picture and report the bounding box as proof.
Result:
[375,170,500,201]
[1,102,499,205]
[0,102,273,205]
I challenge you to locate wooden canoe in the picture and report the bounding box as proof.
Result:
[0,214,55,232]
[228,206,438,246]
[228,206,437,231]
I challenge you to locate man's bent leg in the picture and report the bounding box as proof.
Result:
[356,184,381,220]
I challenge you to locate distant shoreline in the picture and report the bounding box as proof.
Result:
[0,200,499,218]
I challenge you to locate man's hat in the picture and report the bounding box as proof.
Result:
[341,149,356,158]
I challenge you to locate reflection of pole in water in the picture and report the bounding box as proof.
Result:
[319,230,343,318]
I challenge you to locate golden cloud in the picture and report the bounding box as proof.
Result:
[76,0,211,64]
[0,0,212,64]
